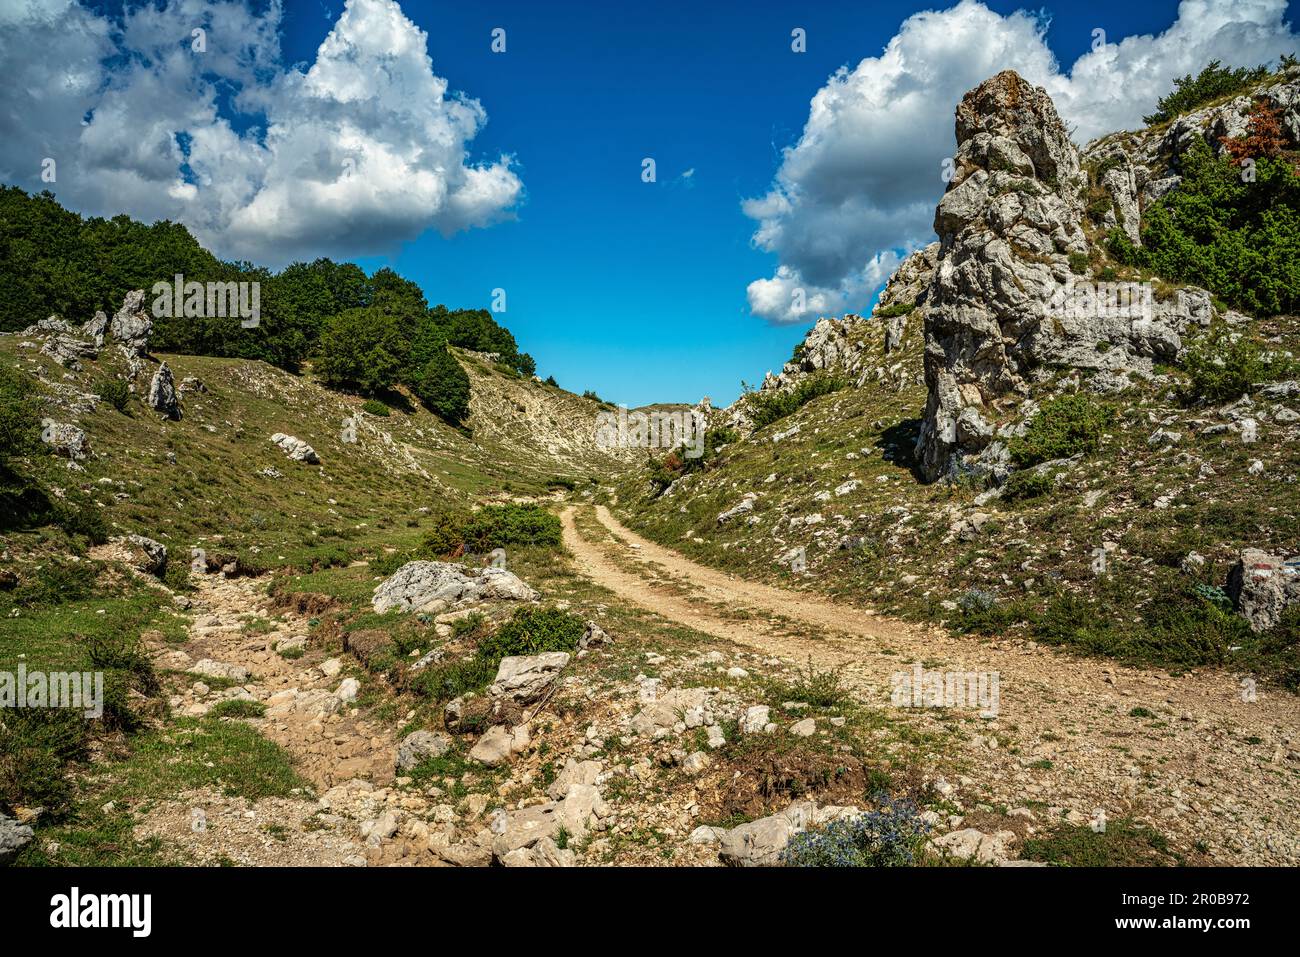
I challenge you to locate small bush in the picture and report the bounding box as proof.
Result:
[952,589,1024,635]
[409,656,497,703]
[0,708,88,812]
[461,504,561,551]
[1143,60,1270,126]
[208,699,267,719]
[361,398,390,417]
[748,374,846,429]
[775,658,848,708]
[1179,327,1298,404]
[782,797,929,867]
[1001,469,1055,502]
[1008,395,1114,468]
[96,379,130,413]
[874,302,915,319]
[0,364,40,462]
[475,606,585,664]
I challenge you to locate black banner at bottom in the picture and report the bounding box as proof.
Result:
[0,865,1278,944]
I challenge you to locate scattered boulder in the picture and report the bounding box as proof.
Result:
[488,652,570,705]
[371,560,538,613]
[148,361,181,419]
[396,730,452,772]
[717,494,757,524]
[740,704,772,734]
[718,801,815,866]
[41,421,89,460]
[630,687,709,737]
[930,828,1017,865]
[111,533,168,576]
[189,659,250,683]
[270,433,319,464]
[470,723,530,766]
[0,812,35,866]
[1228,548,1300,632]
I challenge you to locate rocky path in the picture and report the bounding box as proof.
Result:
[561,505,1300,864]
[138,574,427,866]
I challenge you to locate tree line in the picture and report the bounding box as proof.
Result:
[0,187,537,423]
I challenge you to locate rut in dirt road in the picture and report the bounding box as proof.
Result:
[561,504,1300,865]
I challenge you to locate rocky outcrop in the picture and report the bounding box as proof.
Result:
[83,310,109,347]
[107,533,168,576]
[270,433,319,464]
[1082,68,1300,232]
[1228,548,1300,632]
[876,242,939,353]
[914,71,1221,481]
[371,560,539,614]
[148,361,181,419]
[40,332,98,369]
[41,421,90,460]
[110,289,152,359]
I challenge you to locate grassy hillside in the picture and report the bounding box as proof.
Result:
[0,336,624,574]
[609,302,1300,687]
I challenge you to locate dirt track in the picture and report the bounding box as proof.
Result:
[561,504,1300,864]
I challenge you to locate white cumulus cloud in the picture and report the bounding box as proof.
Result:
[746,0,1300,322]
[0,0,522,266]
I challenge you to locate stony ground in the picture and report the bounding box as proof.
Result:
[109,504,1300,867]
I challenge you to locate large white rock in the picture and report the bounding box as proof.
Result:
[270,433,319,464]
[371,560,538,613]
[488,652,570,704]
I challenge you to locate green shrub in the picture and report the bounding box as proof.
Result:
[52,494,109,544]
[1008,395,1114,468]
[411,345,471,424]
[1068,251,1091,275]
[361,398,390,417]
[461,504,561,551]
[409,656,497,703]
[208,699,268,719]
[96,379,130,413]
[475,607,585,664]
[1109,141,1300,316]
[1143,60,1269,125]
[874,302,915,319]
[748,374,846,429]
[1001,469,1055,502]
[768,658,848,708]
[951,588,1025,635]
[0,707,88,812]
[1179,326,1298,404]
[7,558,99,608]
[1022,820,1176,866]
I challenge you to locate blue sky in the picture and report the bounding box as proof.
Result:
[7,0,1299,405]
[285,0,1287,405]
